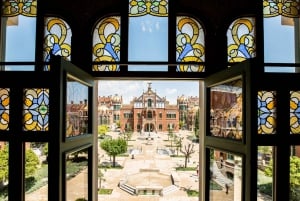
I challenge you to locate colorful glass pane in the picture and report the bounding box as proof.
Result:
[129,0,168,16]
[176,16,205,72]
[290,91,300,134]
[23,88,49,131]
[263,0,300,18]
[0,89,10,131]
[92,16,121,71]
[44,17,72,71]
[227,17,256,63]
[257,91,277,134]
[2,0,37,17]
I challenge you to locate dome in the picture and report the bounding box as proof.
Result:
[112,94,121,103]
[178,95,188,103]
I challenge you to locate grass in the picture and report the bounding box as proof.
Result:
[176,166,196,171]
[98,188,113,194]
[186,189,199,197]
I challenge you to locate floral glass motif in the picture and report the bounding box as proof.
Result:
[227,17,256,63]
[176,16,205,72]
[263,0,300,18]
[92,16,121,71]
[0,89,10,131]
[23,88,49,131]
[44,17,72,71]
[129,0,168,16]
[290,91,300,134]
[2,0,37,17]
[257,91,277,134]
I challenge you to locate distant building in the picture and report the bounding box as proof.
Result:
[97,82,199,133]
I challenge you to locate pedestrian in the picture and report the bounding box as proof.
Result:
[225,183,229,194]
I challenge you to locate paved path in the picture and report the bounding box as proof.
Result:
[98,131,199,201]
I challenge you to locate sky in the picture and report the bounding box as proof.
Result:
[98,80,199,104]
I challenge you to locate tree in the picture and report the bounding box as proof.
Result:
[25,149,40,177]
[0,146,8,184]
[181,143,196,168]
[194,109,199,139]
[98,125,109,137]
[100,138,127,167]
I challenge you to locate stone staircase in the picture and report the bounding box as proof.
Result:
[119,183,136,195]
[211,161,232,187]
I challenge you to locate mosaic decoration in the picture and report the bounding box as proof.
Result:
[290,91,300,134]
[257,91,277,134]
[227,17,256,63]
[0,89,10,131]
[44,17,72,71]
[129,0,168,16]
[263,0,300,18]
[92,16,121,71]
[176,16,205,72]
[23,88,49,131]
[2,0,37,17]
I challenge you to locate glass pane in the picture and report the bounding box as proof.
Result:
[258,91,276,134]
[176,16,205,72]
[227,17,256,63]
[264,16,299,64]
[44,17,72,71]
[290,145,300,200]
[23,88,49,131]
[128,65,168,71]
[25,142,48,201]
[66,148,88,201]
[66,75,89,137]
[1,0,37,66]
[128,15,168,62]
[92,16,120,72]
[0,142,8,201]
[210,78,243,140]
[290,91,300,134]
[257,146,273,201]
[0,88,10,131]
[209,149,242,201]
[1,15,36,70]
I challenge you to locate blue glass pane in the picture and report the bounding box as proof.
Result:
[128,15,168,62]
[4,16,36,62]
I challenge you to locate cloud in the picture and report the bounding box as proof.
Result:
[98,80,199,104]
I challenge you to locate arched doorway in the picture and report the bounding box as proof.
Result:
[144,123,155,132]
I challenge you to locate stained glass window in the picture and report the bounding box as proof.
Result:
[263,0,300,71]
[0,89,10,131]
[263,0,300,18]
[176,16,205,72]
[23,88,49,131]
[227,17,256,63]
[290,91,300,134]
[2,0,37,17]
[44,17,72,71]
[128,0,168,71]
[1,1,37,68]
[257,91,277,134]
[92,16,121,71]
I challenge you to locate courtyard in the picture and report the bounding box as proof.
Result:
[98,130,200,201]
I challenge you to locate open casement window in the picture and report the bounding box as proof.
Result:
[205,59,259,201]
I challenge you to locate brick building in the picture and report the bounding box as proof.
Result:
[98,82,199,133]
